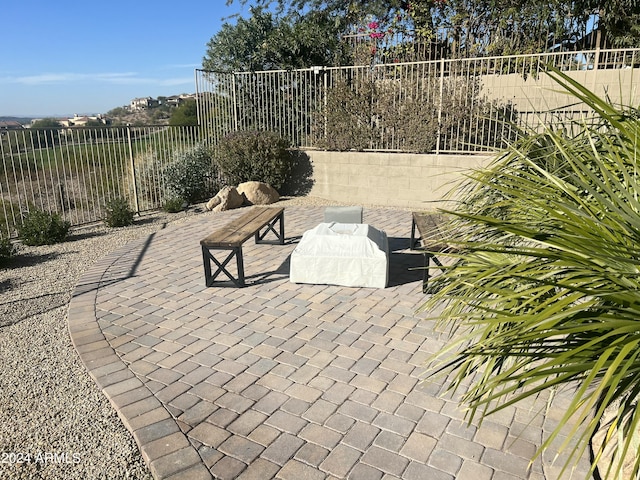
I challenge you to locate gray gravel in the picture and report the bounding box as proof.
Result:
[0,197,342,480]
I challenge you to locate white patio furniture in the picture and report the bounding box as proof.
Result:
[290,221,389,288]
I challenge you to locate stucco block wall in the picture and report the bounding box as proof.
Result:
[306,150,495,210]
[482,69,640,113]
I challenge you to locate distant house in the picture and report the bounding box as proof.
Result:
[57,114,107,127]
[58,114,110,136]
[60,114,109,127]
[0,120,24,133]
[165,94,196,108]
[130,96,159,111]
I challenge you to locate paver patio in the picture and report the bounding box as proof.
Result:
[67,205,592,480]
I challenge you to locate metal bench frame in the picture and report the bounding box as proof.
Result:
[200,207,284,287]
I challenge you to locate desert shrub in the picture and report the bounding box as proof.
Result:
[163,196,186,213]
[0,235,14,266]
[0,200,18,238]
[164,145,217,204]
[313,70,518,153]
[103,197,134,227]
[375,77,440,153]
[312,74,375,151]
[18,209,71,246]
[215,131,293,190]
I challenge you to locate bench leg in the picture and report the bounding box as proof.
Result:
[236,246,245,287]
[423,253,430,293]
[422,253,445,293]
[202,245,245,287]
[255,211,285,245]
[410,218,420,250]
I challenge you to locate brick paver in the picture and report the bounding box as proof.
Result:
[68,206,594,479]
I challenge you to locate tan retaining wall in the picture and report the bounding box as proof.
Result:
[306,151,495,211]
[482,68,640,113]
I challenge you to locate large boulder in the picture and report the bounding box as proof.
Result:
[205,186,245,212]
[237,181,279,205]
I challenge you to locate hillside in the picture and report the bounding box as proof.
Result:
[106,105,172,126]
[0,116,34,125]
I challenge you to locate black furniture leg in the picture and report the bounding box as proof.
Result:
[410,218,419,250]
[202,246,245,287]
[422,253,445,293]
[255,211,285,245]
[423,253,430,294]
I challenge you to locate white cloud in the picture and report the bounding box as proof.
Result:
[161,63,201,70]
[156,77,194,86]
[0,72,192,86]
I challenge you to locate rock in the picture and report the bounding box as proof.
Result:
[211,186,245,212]
[237,181,279,205]
[205,196,221,211]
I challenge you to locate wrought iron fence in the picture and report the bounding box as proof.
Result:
[0,125,200,237]
[196,47,640,154]
[4,48,639,238]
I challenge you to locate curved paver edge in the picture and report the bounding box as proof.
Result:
[67,236,212,480]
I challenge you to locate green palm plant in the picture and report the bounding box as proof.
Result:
[421,66,640,479]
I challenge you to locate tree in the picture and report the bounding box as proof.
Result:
[107,106,127,117]
[204,6,277,72]
[225,0,640,56]
[31,118,61,129]
[30,118,61,148]
[203,6,348,72]
[260,10,350,69]
[573,0,640,47]
[169,99,199,126]
[226,0,401,27]
[84,119,104,128]
[432,0,640,53]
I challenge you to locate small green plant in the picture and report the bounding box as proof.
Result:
[0,200,19,239]
[0,234,14,266]
[164,145,218,204]
[163,196,186,213]
[103,197,134,227]
[18,209,71,246]
[215,131,293,190]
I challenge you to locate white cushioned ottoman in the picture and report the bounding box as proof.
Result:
[290,222,389,288]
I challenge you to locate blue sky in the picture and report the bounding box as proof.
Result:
[0,1,250,117]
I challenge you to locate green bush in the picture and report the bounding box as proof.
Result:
[164,145,217,204]
[163,196,186,213]
[0,200,18,239]
[103,197,135,227]
[18,209,71,246]
[0,235,14,266]
[215,131,293,190]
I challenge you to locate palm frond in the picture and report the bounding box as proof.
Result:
[421,66,640,479]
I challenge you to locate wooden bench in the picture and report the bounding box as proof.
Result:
[410,212,450,292]
[200,207,285,287]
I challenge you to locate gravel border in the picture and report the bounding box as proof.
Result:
[0,196,351,480]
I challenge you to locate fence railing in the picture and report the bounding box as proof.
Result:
[1,125,200,237]
[4,48,640,237]
[196,48,640,154]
